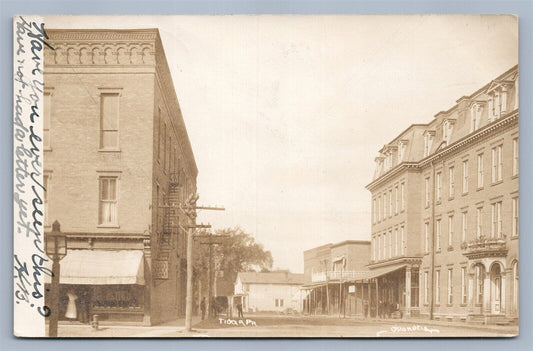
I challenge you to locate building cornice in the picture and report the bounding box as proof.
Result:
[366,110,518,192]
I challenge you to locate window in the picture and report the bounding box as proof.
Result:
[99,92,120,149]
[99,177,118,225]
[378,235,381,260]
[491,145,503,183]
[394,228,398,256]
[436,172,442,202]
[381,234,385,260]
[372,237,376,260]
[449,166,455,198]
[461,267,467,305]
[477,153,484,188]
[275,298,284,307]
[389,190,392,218]
[476,207,483,238]
[43,91,51,149]
[447,268,453,305]
[512,197,519,237]
[491,201,502,238]
[424,222,429,253]
[373,198,377,224]
[436,219,441,251]
[381,193,387,220]
[395,186,399,215]
[425,177,430,207]
[400,182,405,211]
[476,265,484,305]
[388,230,393,258]
[470,103,481,132]
[448,215,454,248]
[377,196,381,222]
[435,270,440,305]
[43,174,49,226]
[400,226,405,255]
[424,132,434,157]
[462,160,469,194]
[424,271,429,305]
[513,138,519,176]
[462,211,467,243]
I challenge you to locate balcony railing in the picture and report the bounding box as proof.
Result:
[311,270,361,282]
[463,235,507,258]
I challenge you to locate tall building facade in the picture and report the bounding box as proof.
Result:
[366,65,518,323]
[43,29,198,325]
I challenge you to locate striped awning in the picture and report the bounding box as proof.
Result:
[46,250,145,285]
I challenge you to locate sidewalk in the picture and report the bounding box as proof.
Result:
[56,316,203,337]
[306,313,518,335]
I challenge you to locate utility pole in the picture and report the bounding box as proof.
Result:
[181,193,224,333]
[195,232,230,318]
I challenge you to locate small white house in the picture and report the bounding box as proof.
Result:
[234,271,305,313]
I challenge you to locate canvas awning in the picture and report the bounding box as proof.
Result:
[364,264,407,280]
[46,250,145,285]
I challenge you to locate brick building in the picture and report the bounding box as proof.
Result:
[43,29,198,325]
[366,65,518,323]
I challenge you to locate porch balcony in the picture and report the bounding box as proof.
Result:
[311,270,361,282]
[463,236,508,259]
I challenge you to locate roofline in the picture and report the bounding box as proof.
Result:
[330,240,371,248]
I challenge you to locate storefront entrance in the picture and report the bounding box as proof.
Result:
[490,264,503,314]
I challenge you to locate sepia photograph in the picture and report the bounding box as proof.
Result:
[13,14,519,338]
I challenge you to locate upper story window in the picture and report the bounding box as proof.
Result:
[373,198,377,224]
[400,182,405,211]
[424,222,429,253]
[43,90,52,150]
[99,89,122,150]
[462,160,469,194]
[436,172,442,202]
[397,140,407,164]
[491,201,503,238]
[488,81,513,121]
[442,119,455,145]
[512,197,519,237]
[477,153,484,188]
[99,176,118,225]
[424,177,430,207]
[513,138,519,177]
[394,186,399,215]
[388,189,393,218]
[448,166,455,198]
[491,144,503,183]
[470,102,483,132]
[423,131,435,157]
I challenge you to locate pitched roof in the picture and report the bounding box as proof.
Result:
[237,272,305,285]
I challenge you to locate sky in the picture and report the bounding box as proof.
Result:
[45,15,518,273]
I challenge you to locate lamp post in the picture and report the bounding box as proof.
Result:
[44,220,67,337]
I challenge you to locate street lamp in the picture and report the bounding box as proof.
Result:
[44,220,67,337]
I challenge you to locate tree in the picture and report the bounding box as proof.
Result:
[212,227,273,296]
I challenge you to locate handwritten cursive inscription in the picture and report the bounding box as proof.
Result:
[13,16,52,336]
